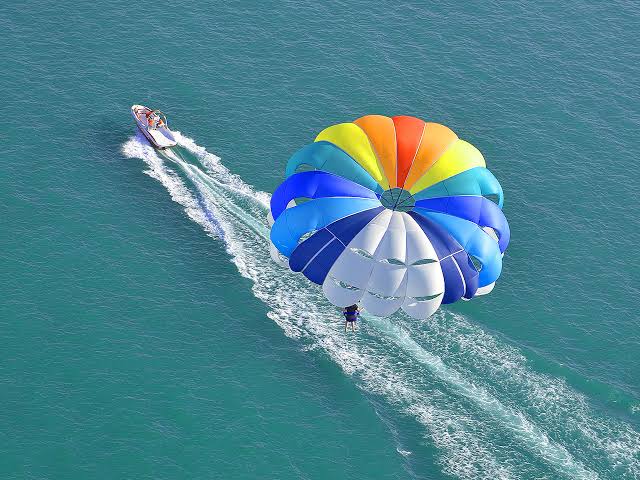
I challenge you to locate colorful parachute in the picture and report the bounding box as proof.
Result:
[268,115,510,319]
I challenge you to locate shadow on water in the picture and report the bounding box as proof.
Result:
[95,117,136,155]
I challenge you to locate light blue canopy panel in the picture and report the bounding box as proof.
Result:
[413,167,504,208]
[270,197,382,257]
[285,141,384,194]
[414,209,503,287]
[415,196,510,253]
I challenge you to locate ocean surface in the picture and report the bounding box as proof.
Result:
[2,1,639,479]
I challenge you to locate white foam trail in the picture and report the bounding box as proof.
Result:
[122,133,640,479]
[121,133,224,239]
[173,131,271,209]
[404,313,640,478]
[367,315,599,479]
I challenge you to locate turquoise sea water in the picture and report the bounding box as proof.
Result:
[2,1,639,478]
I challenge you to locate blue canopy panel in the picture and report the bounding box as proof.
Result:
[415,210,502,287]
[408,211,479,303]
[270,170,378,221]
[285,141,384,194]
[413,167,505,208]
[415,196,510,253]
[289,207,385,285]
[440,252,480,302]
[270,197,382,258]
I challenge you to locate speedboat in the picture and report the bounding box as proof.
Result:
[131,104,177,149]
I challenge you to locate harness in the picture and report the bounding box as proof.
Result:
[343,310,360,321]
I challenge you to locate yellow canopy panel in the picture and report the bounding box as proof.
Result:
[409,140,486,194]
[315,123,389,190]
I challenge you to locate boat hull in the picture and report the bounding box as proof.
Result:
[131,105,177,149]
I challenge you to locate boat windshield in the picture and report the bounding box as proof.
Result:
[148,110,167,128]
[144,110,168,129]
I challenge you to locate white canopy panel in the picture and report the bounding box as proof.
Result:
[323,211,445,318]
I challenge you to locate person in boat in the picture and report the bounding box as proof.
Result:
[343,304,360,332]
[146,111,155,128]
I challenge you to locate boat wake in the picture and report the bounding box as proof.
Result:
[122,132,640,480]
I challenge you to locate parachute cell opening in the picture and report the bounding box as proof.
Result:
[470,255,483,272]
[411,258,437,266]
[350,247,374,259]
[380,258,406,266]
[483,194,500,205]
[331,277,360,291]
[368,291,402,301]
[410,293,443,302]
[299,230,318,243]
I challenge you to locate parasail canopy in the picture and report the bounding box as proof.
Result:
[269,115,510,319]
